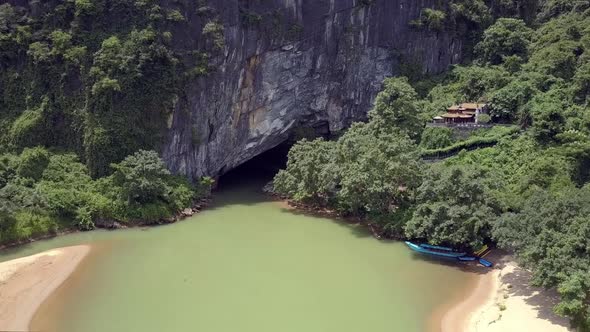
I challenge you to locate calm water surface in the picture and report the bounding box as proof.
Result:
[1,177,472,332]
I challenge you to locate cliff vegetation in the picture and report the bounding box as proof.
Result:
[0,0,216,245]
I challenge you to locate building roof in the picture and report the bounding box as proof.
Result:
[441,113,474,119]
[461,103,486,110]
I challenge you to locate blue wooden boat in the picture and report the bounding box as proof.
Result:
[478,258,493,267]
[458,256,477,261]
[419,244,456,252]
[405,241,466,258]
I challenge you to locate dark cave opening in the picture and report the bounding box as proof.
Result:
[216,122,332,191]
[216,140,293,191]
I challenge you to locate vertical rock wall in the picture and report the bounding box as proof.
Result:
[162,0,464,178]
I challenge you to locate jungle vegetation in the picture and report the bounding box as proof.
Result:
[0,0,589,329]
[0,0,218,246]
[274,1,590,329]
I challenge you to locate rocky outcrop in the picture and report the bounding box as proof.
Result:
[162,0,464,179]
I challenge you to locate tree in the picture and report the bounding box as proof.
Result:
[273,138,337,205]
[0,154,16,188]
[493,188,590,330]
[335,124,422,218]
[110,150,171,204]
[475,18,533,65]
[477,113,491,123]
[37,153,102,221]
[540,0,590,21]
[447,65,511,102]
[412,8,447,32]
[573,62,590,104]
[419,127,455,149]
[368,77,424,139]
[488,79,537,122]
[530,100,567,143]
[405,165,497,249]
[449,0,492,27]
[17,147,50,181]
[555,270,590,331]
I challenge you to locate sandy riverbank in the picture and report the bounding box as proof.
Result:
[439,254,572,332]
[0,245,90,331]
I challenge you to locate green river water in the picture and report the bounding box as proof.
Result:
[1,175,473,332]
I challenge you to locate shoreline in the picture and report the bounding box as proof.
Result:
[274,196,573,332]
[272,197,401,240]
[0,197,211,251]
[0,245,91,331]
[436,254,573,332]
[2,193,573,332]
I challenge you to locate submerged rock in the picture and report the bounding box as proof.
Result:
[262,181,275,195]
[182,208,194,217]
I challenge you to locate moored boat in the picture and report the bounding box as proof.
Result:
[405,241,495,267]
[478,258,493,267]
[405,241,467,259]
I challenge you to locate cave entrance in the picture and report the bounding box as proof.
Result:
[216,140,293,191]
[216,122,331,191]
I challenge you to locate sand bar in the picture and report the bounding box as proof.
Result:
[439,254,572,332]
[0,245,90,331]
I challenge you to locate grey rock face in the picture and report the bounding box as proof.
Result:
[163,0,463,179]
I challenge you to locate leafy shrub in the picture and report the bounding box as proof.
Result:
[274,139,338,204]
[420,127,455,149]
[421,126,519,158]
[368,77,424,139]
[202,20,225,50]
[405,165,497,249]
[110,150,171,204]
[17,147,50,181]
[6,211,59,243]
[166,9,185,22]
[411,8,447,31]
[475,18,533,65]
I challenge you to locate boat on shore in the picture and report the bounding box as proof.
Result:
[405,241,467,258]
[405,241,494,267]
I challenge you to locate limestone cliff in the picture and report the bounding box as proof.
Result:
[162,0,464,179]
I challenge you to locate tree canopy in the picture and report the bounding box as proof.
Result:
[277,4,590,328]
[404,165,497,249]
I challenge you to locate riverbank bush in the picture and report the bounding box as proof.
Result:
[0,149,212,246]
[404,165,498,249]
[274,78,424,235]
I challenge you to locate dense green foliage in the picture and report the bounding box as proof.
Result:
[0,0,229,175]
[276,3,590,329]
[475,18,533,65]
[404,165,497,249]
[0,1,216,245]
[275,78,423,236]
[419,127,455,149]
[492,186,590,329]
[420,125,520,158]
[0,148,211,245]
